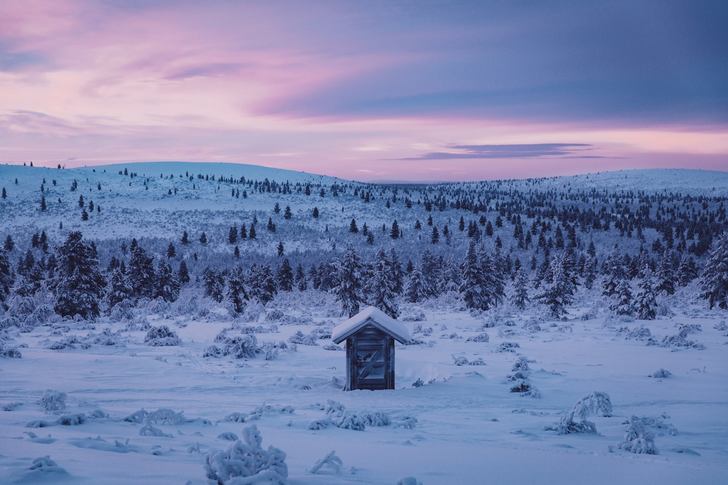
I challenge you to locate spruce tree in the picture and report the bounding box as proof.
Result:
[460,242,484,310]
[128,240,156,299]
[479,246,505,309]
[655,252,676,295]
[634,268,657,320]
[367,249,399,318]
[107,267,132,309]
[3,235,13,252]
[53,232,106,319]
[277,258,294,291]
[203,268,225,302]
[167,242,176,258]
[390,220,400,239]
[512,268,530,310]
[0,250,15,308]
[700,231,728,309]
[178,260,190,284]
[155,260,180,302]
[405,267,426,303]
[536,253,575,319]
[295,264,307,291]
[228,226,238,244]
[181,231,189,245]
[335,246,364,317]
[610,278,634,316]
[227,266,248,314]
[676,255,698,286]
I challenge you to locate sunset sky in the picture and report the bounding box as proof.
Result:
[1,0,726,181]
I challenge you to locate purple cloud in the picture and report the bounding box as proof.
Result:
[397,143,605,160]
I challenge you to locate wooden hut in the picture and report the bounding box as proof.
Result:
[332,306,411,391]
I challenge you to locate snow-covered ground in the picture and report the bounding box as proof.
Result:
[1,293,727,484]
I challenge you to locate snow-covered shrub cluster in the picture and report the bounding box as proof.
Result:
[465,332,489,343]
[47,335,90,350]
[617,416,658,454]
[507,356,540,397]
[400,309,426,321]
[124,407,209,426]
[22,456,70,481]
[288,330,319,346]
[618,325,655,343]
[205,425,288,485]
[309,450,343,475]
[144,325,181,346]
[203,328,289,360]
[649,368,672,378]
[496,342,520,353]
[39,390,67,413]
[223,404,294,423]
[658,325,705,350]
[0,335,22,358]
[308,400,411,432]
[452,354,485,366]
[548,391,612,434]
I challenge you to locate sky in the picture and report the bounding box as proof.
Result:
[0,0,727,182]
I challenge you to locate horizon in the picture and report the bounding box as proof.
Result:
[3,159,728,185]
[1,1,727,180]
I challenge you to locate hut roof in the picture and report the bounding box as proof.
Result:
[332,306,411,344]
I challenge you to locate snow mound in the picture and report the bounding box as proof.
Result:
[15,456,70,483]
[205,425,288,485]
[309,450,343,475]
[649,368,672,378]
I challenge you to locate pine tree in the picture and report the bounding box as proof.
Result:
[240,224,248,239]
[349,218,359,233]
[277,241,284,256]
[335,246,364,317]
[602,252,624,297]
[181,231,189,245]
[431,226,440,244]
[155,260,180,302]
[178,260,190,285]
[584,255,597,289]
[479,246,505,309]
[167,242,176,258]
[267,217,276,232]
[536,253,575,319]
[284,206,292,219]
[228,226,238,244]
[53,232,106,319]
[312,207,319,219]
[421,250,441,298]
[367,249,399,318]
[250,264,277,304]
[700,231,728,309]
[277,258,294,291]
[107,267,132,309]
[634,268,657,320]
[227,266,248,314]
[128,240,156,299]
[389,248,404,294]
[199,232,208,245]
[40,194,47,211]
[511,268,530,310]
[249,224,256,239]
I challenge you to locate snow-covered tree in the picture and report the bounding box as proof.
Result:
[700,231,728,309]
[655,252,676,295]
[536,253,575,319]
[479,246,505,309]
[460,242,483,310]
[178,260,190,285]
[277,258,293,291]
[249,264,277,305]
[511,268,530,310]
[53,231,106,319]
[610,278,634,316]
[107,267,132,309]
[676,255,698,287]
[404,267,426,303]
[128,240,155,299]
[366,249,399,318]
[634,268,657,320]
[155,260,180,302]
[0,250,15,308]
[335,246,364,317]
[204,268,226,303]
[227,266,248,314]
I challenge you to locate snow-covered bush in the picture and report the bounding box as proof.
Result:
[400,309,426,322]
[466,332,490,343]
[618,416,657,454]
[47,335,89,350]
[22,456,70,481]
[144,325,181,346]
[39,390,66,413]
[288,330,318,346]
[649,368,672,378]
[205,330,259,359]
[205,425,288,485]
[0,338,22,358]
[660,326,705,350]
[139,424,173,437]
[124,408,190,425]
[496,342,520,352]
[218,432,239,441]
[224,404,294,424]
[56,413,86,426]
[549,391,612,434]
[309,451,343,475]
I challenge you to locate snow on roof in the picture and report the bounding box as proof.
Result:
[332,306,411,344]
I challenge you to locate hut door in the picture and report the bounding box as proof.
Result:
[352,326,390,390]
